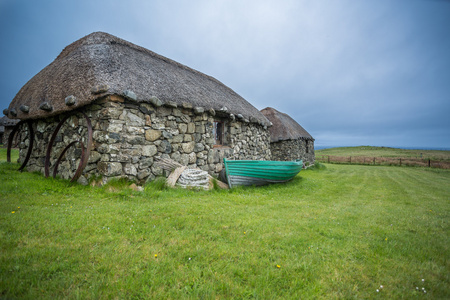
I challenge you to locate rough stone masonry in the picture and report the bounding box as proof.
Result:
[18,95,271,184]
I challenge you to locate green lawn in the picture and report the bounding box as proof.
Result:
[316,146,450,161]
[1,148,449,299]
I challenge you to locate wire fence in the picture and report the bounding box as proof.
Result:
[316,155,450,169]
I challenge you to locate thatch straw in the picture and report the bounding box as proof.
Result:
[261,107,314,143]
[7,32,270,126]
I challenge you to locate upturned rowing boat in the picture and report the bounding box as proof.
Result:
[223,158,303,188]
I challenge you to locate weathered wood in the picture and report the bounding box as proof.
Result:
[154,157,183,171]
[167,166,187,187]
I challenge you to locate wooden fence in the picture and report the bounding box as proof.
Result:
[316,155,450,169]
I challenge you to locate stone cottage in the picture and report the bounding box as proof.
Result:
[4,32,271,184]
[0,116,19,146]
[261,107,315,165]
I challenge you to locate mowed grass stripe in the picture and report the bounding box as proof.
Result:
[1,149,449,299]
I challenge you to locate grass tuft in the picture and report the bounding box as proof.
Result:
[1,148,449,298]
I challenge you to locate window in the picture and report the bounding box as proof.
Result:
[305,140,309,153]
[213,121,224,145]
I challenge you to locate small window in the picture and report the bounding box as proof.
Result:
[213,121,224,145]
[305,140,309,153]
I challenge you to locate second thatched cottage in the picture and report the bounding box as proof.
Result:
[261,107,315,165]
[4,32,271,184]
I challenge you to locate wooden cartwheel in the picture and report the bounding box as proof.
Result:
[44,112,93,182]
[6,120,34,171]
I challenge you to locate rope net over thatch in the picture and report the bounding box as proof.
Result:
[261,107,314,143]
[6,32,270,126]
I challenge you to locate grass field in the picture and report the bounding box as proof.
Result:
[316,146,450,161]
[1,148,449,299]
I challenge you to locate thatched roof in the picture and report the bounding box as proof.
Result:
[0,116,19,127]
[5,32,270,125]
[261,107,314,143]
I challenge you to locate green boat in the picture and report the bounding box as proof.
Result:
[223,158,303,188]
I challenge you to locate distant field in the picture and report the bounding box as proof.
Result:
[316,146,450,162]
[1,148,449,299]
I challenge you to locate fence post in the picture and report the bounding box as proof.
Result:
[428,159,431,167]
[349,156,352,163]
[399,158,402,166]
[373,157,376,165]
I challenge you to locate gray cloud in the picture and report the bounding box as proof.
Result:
[1,0,449,148]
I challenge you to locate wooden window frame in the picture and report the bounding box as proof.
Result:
[213,121,224,146]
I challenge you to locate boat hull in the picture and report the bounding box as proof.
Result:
[223,159,303,188]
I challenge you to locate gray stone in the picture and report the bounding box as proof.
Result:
[145,173,156,182]
[181,141,195,153]
[159,140,172,153]
[209,108,216,116]
[107,121,123,133]
[126,112,145,126]
[3,109,8,115]
[84,163,97,173]
[124,135,145,145]
[145,129,162,141]
[124,163,137,176]
[194,143,205,152]
[194,133,202,143]
[139,105,150,115]
[107,132,121,143]
[100,107,123,119]
[195,124,205,134]
[10,108,17,116]
[165,120,177,128]
[166,101,177,108]
[139,157,154,169]
[187,123,195,133]
[188,152,197,163]
[126,126,145,134]
[20,105,30,113]
[137,169,151,180]
[39,102,53,112]
[98,162,122,176]
[91,84,109,94]
[194,107,204,114]
[150,96,163,107]
[172,143,180,152]
[89,151,102,162]
[182,102,193,109]
[123,90,137,101]
[180,154,190,165]
[162,131,173,139]
[142,145,157,157]
[171,151,181,162]
[172,135,184,143]
[157,106,172,117]
[65,95,77,106]
[151,165,163,176]
[183,134,192,142]
[178,123,187,133]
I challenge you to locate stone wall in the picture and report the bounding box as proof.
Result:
[270,138,315,165]
[18,96,271,184]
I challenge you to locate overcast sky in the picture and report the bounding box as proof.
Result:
[1,0,449,148]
